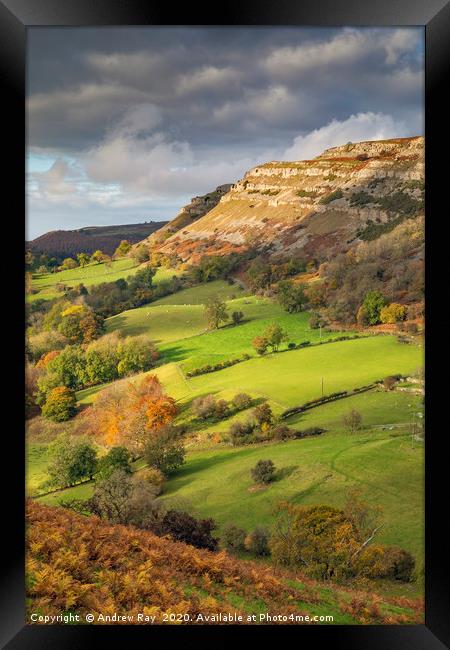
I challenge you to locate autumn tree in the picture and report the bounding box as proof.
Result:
[91,249,106,264]
[114,240,132,257]
[252,335,269,355]
[116,335,159,376]
[252,402,273,426]
[76,252,90,267]
[58,305,105,345]
[265,323,289,352]
[380,303,407,324]
[204,297,229,330]
[42,386,77,422]
[59,257,78,271]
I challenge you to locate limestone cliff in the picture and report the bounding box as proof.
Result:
[146,136,423,264]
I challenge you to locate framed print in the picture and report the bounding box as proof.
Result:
[1,0,449,647]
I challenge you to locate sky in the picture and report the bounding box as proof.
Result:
[26,27,424,239]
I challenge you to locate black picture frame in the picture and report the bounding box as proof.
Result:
[2,1,449,647]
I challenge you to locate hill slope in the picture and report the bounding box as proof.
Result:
[140,184,232,250]
[148,137,423,264]
[28,221,168,258]
[26,501,423,625]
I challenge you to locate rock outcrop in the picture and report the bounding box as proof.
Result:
[144,136,424,264]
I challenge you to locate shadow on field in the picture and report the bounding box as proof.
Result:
[275,465,299,481]
[164,449,251,493]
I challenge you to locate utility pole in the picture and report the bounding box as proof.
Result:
[321,377,324,397]
[319,323,322,340]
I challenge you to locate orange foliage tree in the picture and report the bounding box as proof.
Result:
[89,374,177,454]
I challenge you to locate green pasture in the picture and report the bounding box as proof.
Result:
[28,260,181,302]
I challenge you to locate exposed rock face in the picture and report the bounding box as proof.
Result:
[145,136,424,264]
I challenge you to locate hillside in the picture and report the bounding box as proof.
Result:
[26,501,423,625]
[28,221,168,258]
[147,137,423,265]
[141,184,232,250]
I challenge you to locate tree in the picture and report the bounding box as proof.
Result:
[232,393,252,410]
[263,323,288,352]
[116,335,159,376]
[277,280,307,313]
[91,249,106,264]
[58,305,105,345]
[361,291,388,325]
[192,394,217,419]
[252,335,269,355]
[380,303,407,324]
[251,459,276,484]
[47,433,97,487]
[203,297,229,329]
[42,386,77,422]
[86,469,135,524]
[140,466,166,495]
[252,402,273,426]
[342,409,363,433]
[114,240,132,257]
[85,333,121,385]
[76,252,90,267]
[222,523,247,552]
[231,310,244,325]
[59,257,78,271]
[144,432,185,476]
[245,526,270,556]
[43,345,88,390]
[96,446,132,480]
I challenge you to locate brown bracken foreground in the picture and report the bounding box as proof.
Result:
[26,501,423,625]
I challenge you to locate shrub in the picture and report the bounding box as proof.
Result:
[252,335,269,355]
[139,467,166,495]
[383,376,398,391]
[319,189,343,204]
[405,321,419,334]
[222,523,247,552]
[229,419,255,445]
[342,409,363,433]
[252,402,273,426]
[355,544,415,582]
[287,342,297,350]
[245,526,270,556]
[192,394,217,419]
[251,459,276,484]
[380,303,407,324]
[155,510,218,551]
[232,392,252,410]
[271,425,294,440]
[42,386,77,422]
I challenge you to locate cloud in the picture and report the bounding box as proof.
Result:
[283,112,408,160]
[265,28,420,78]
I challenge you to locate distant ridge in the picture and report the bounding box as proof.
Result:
[27,221,168,258]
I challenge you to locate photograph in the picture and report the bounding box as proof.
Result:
[23,24,427,629]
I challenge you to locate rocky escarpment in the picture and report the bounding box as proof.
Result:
[145,136,424,264]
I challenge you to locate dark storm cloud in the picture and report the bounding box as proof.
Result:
[26,27,423,237]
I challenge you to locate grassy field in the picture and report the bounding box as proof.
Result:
[159,426,424,560]
[28,260,181,302]
[106,280,247,344]
[33,390,424,558]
